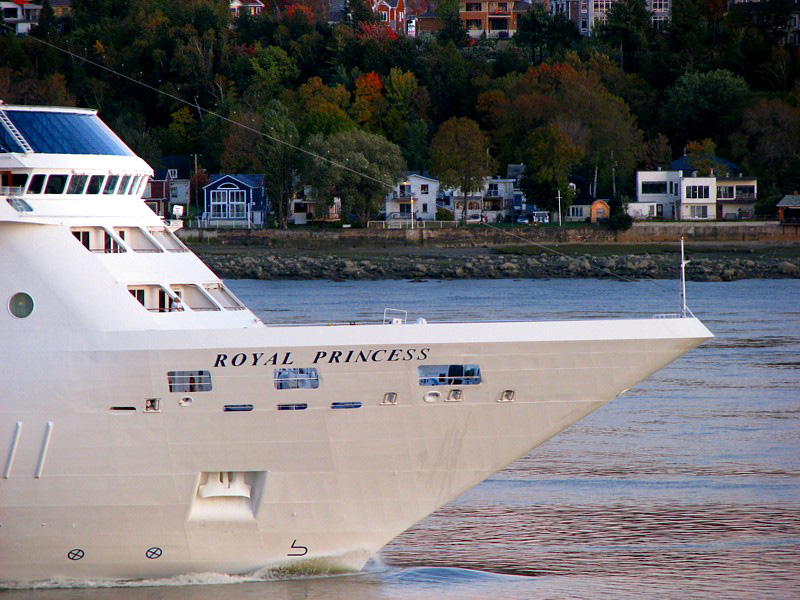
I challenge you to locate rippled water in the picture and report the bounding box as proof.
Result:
[6,279,799,598]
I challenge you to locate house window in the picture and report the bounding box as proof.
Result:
[67,175,89,194]
[399,184,411,197]
[421,184,429,194]
[379,10,388,20]
[400,203,411,215]
[641,182,667,194]
[274,368,320,390]
[228,190,247,218]
[210,190,228,218]
[689,205,708,218]
[168,169,178,179]
[736,185,755,197]
[294,202,305,213]
[717,186,734,199]
[167,370,212,393]
[568,206,583,217]
[465,2,482,10]
[466,19,482,29]
[487,183,499,195]
[418,364,482,386]
[422,203,428,212]
[685,185,709,199]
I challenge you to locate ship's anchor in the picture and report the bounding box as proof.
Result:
[287,540,308,556]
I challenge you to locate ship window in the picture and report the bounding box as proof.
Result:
[86,175,105,194]
[274,368,320,390]
[331,401,362,409]
[203,283,245,310]
[103,175,120,194]
[44,175,68,194]
[8,292,34,318]
[170,284,219,311]
[167,370,212,393]
[67,175,89,194]
[418,364,482,386]
[127,176,139,194]
[114,227,162,252]
[119,175,132,194]
[148,227,188,252]
[278,403,308,410]
[26,174,46,194]
[129,288,145,306]
[72,230,90,249]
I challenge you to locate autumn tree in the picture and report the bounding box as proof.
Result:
[304,130,407,224]
[520,123,584,215]
[258,100,301,229]
[684,139,730,176]
[351,72,386,130]
[430,117,496,223]
[285,76,355,139]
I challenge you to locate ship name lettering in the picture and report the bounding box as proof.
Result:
[312,348,431,364]
[213,351,294,368]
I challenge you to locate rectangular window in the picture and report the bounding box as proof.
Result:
[67,174,89,194]
[294,202,305,213]
[274,368,320,390]
[487,183,499,195]
[466,19,482,28]
[569,206,583,217]
[465,2,482,10]
[686,185,709,199]
[641,182,667,194]
[167,370,212,393]
[44,174,68,194]
[86,175,105,194]
[130,288,145,305]
[27,174,46,194]
[422,203,428,212]
[103,175,120,194]
[73,230,90,249]
[418,364,482,386]
[736,185,755,197]
[689,205,708,218]
[210,190,228,218]
[717,186,734,199]
[229,190,247,219]
[421,184,429,194]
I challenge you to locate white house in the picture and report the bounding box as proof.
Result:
[1,0,42,34]
[384,174,439,222]
[289,185,341,225]
[630,169,757,221]
[446,176,515,222]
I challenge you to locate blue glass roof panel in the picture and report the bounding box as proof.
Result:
[3,110,134,156]
[0,123,24,153]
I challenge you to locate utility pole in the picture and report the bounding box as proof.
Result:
[557,189,562,227]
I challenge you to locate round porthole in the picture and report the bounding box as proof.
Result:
[9,292,34,319]
[423,391,441,403]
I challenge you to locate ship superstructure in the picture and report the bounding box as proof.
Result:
[0,105,713,583]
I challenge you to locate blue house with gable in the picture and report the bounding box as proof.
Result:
[202,174,269,227]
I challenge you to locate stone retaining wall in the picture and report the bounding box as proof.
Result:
[178,222,800,248]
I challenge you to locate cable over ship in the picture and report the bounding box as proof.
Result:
[0,105,713,583]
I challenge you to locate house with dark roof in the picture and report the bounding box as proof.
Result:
[777,193,800,223]
[142,156,192,218]
[202,174,268,227]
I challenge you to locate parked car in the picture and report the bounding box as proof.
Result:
[516,215,530,225]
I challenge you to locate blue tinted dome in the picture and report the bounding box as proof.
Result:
[0,109,134,156]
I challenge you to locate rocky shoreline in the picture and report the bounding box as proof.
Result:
[195,248,800,282]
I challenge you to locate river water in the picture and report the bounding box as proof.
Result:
[6,278,800,598]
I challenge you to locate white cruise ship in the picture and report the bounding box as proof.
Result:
[0,105,713,584]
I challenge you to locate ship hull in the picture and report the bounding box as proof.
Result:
[0,318,711,582]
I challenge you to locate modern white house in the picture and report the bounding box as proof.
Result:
[629,168,757,221]
[384,173,439,222]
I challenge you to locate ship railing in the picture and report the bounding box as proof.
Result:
[383,308,407,324]
[0,186,24,196]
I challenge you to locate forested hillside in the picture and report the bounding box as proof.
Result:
[1,0,798,219]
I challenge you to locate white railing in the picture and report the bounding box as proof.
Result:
[0,186,24,196]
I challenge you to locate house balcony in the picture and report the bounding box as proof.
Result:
[489,10,511,15]
[718,194,756,203]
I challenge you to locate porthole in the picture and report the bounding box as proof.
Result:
[9,293,34,318]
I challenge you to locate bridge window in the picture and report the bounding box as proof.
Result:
[26,174,46,194]
[418,364,482,386]
[86,175,105,194]
[274,368,320,390]
[103,175,120,194]
[67,174,89,194]
[44,174,68,194]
